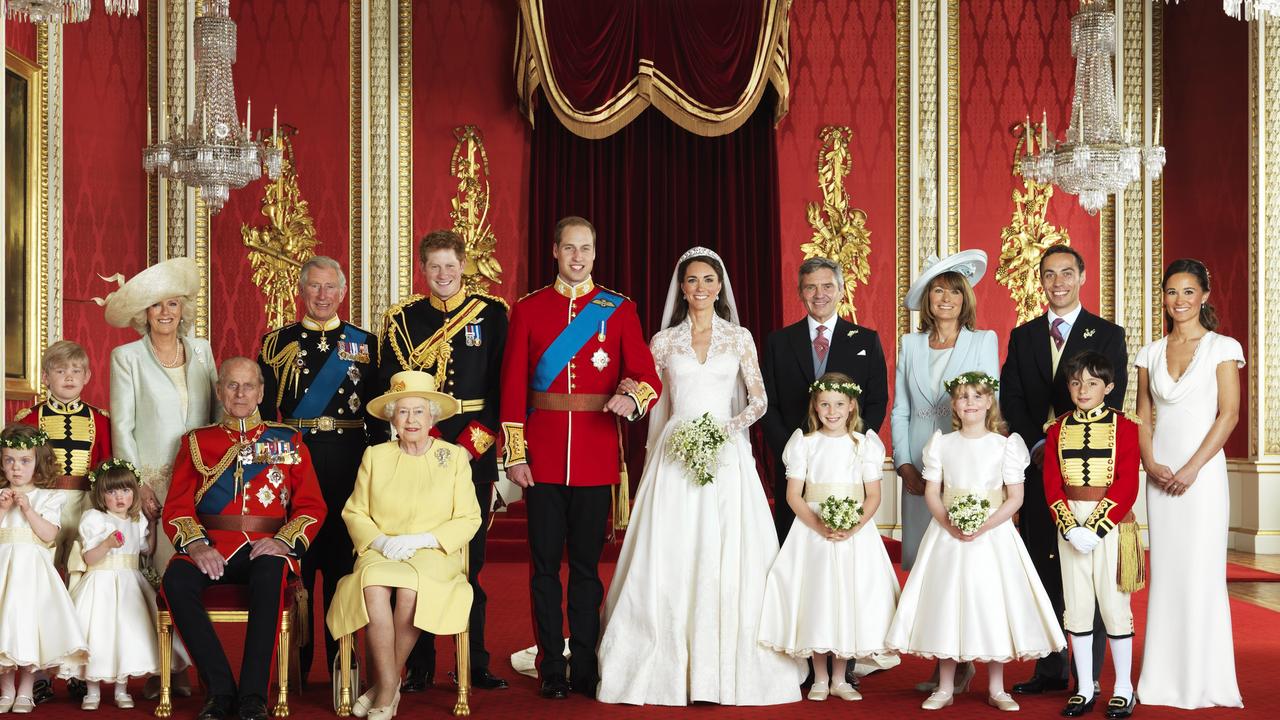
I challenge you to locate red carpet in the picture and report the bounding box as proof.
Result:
[25,561,1280,719]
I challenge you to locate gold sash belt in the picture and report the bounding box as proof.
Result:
[0,527,47,546]
[803,482,866,504]
[941,487,1005,509]
[87,553,140,571]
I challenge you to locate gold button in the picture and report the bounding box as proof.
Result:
[338,388,345,394]
[338,409,345,415]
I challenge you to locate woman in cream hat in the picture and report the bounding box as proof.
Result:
[891,249,999,693]
[101,257,213,695]
[327,371,480,720]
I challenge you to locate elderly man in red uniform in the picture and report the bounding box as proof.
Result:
[162,357,326,720]
[500,216,660,700]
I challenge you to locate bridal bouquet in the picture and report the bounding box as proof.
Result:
[947,493,992,535]
[817,496,863,531]
[668,413,728,486]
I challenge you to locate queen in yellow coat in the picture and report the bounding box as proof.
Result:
[327,371,481,719]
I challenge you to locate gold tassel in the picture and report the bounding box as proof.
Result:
[610,425,631,538]
[1116,518,1146,592]
[293,586,310,647]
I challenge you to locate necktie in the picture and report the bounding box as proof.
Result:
[1051,317,1066,350]
[814,325,830,362]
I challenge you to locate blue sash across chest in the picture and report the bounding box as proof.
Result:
[196,425,294,515]
[532,290,623,392]
[292,325,367,418]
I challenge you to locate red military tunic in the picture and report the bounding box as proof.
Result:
[1043,405,1141,538]
[499,276,661,486]
[15,397,112,489]
[162,413,327,573]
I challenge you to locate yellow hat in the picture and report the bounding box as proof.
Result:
[98,257,200,329]
[367,370,459,422]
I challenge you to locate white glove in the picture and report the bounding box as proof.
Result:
[380,536,416,561]
[369,535,390,553]
[1066,527,1100,554]
[400,532,440,551]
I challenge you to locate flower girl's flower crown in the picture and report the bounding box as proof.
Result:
[0,428,49,450]
[87,458,141,486]
[944,371,1000,394]
[809,378,862,398]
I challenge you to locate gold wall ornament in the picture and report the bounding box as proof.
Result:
[801,125,871,322]
[449,125,503,294]
[995,121,1070,325]
[240,133,319,330]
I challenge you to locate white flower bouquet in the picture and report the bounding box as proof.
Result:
[817,496,863,531]
[947,493,992,535]
[667,412,728,486]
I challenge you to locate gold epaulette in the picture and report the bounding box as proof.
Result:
[595,284,631,302]
[13,408,32,422]
[88,403,109,419]
[1112,408,1141,425]
[472,291,510,311]
[1043,411,1070,433]
[517,285,549,302]
[382,293,427,321]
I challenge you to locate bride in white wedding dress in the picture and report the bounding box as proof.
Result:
[596,247,805,706]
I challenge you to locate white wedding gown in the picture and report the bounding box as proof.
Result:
[597,315,805,706]
[1136,332,1244,708]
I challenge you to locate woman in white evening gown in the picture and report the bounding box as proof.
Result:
[596,247,805,706]
[1135,259,1244,709]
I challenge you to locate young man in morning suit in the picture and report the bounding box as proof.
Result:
[499,216,661,700]
[375,230,510,692]
[761,256,889,543]
[256,256,377,680]
[999,244,1127,698]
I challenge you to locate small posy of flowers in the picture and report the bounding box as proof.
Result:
[947,493,992,535]
[818,496,863,531]
[668,412,728,486]
[944,371,1000,394]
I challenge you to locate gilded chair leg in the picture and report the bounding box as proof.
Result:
[452,630,471,717]
[155,613,173,718]
[272,610,291,718]
[336,634,353,717]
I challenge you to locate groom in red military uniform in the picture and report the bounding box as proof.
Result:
[162,358,326,720]
[500,216,661,699]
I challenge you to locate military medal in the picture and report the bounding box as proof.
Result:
[592,348,610,371]
[348,394,361,412]
[465,323,482,347]
[238,445,254,466]
[317,335,331,353]
[280,488,290,506]
[256,485,276,508]
[598,321,606,342]
[347,364,361,384]
[267,466,284,487]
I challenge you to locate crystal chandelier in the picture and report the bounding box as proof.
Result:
[142,0,281,214]
[1162,1,1280,21]
[4,0,136,23]
[1024,0,1165,216]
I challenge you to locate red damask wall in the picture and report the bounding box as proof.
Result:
[411,0,530,306]
[959,0,1101,353]
[207,0,352,362]
[5,20,40,420]
[1163,1,1250,457]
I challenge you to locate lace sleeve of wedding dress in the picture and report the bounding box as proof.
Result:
[724,326,768,435]
[643,328,677,451]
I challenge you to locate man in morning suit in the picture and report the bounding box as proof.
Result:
[999,244,1127,697]
[499,216,661,700]
[256,256,377,680]
[761,256,889,543]
[375,230,510,692]
[162,358,327,720]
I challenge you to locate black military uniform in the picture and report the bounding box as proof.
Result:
[375,290,508,688]
[257,315,378,677]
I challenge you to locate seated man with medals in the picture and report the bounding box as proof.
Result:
[161,357,327,720]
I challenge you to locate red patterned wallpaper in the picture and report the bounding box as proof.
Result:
[208,0,352,361]
[1163,1,1249,457]
[5,18,36,58]
[959,0,1100,355]
[412,0,530,305]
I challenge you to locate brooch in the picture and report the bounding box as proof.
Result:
[592,348,610,371]
[256,485,276,508]
[435,447,451,467]
[1082,328,1096,339]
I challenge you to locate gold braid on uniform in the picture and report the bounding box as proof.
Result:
[189,434,245,505]
[384,294,487,387]
[1082,497,1120,536]
[275,516,319,550]
[1050,499,1080,537]
[260,329,304,408]
[168,516,207,548]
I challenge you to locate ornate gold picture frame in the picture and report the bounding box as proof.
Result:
[5,49,46,399]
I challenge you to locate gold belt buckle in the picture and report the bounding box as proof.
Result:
[316,416,336,432]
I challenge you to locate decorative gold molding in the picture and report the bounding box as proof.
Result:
[1151,0,1165,346]
[946,0,959,256]
[1250,17,1280,456]
[895,0,911,340]
[164,0,186,260]
[398,0,413,298]
[5,48,46,399]
[450,126,504,295]
[40,24,63,349]
[241,135,319,331]
[801,126,871,322]
[1120,0,1146,413]
[146,0,159,266]
[1099,202,1115,322]
[349,0,363,326]
[194,196,209,338]
[918,0,939,267]
[368,0,392,328]
[996,123,1070,325]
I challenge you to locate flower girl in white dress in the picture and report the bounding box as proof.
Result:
[0,425,88,714]
[61,460,161,710]
[885,372,1064,712]
[758,373,900,703]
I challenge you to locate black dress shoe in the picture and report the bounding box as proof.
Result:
[456,670,508,690]
[1014,674,1070,695]
[539,676,570,699]
[237,695,269,720]
[1104,695,1136,719]
[401,667,433,693]
[31,678,53,705]
[1061,694,1098,717]
[196,696,236,720]
[66,678,88,700]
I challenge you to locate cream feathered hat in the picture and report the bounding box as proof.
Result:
[902,249,988,310]
[97,257,200,329]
